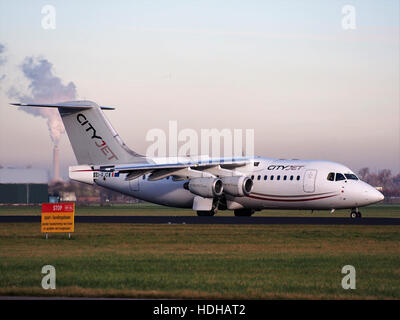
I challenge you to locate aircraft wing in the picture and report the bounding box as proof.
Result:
[98,158,253,181]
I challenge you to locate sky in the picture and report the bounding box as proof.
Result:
[0,0,399,180]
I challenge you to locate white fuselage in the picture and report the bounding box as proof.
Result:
[93,157,384,211]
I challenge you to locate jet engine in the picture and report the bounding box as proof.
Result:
[187,177,224,198]
[221,176,253,197]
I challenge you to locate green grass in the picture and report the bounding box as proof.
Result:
[0,203,399,217]
[0,223,399,299]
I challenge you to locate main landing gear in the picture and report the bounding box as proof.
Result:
[197,198,219,216]
[197,208,217,216]
[197,208,256,216]
[350,208,362,219]
[234,209,255,217]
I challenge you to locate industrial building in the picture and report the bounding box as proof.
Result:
[0,167,49,204]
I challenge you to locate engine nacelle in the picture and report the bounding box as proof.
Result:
[222,176,253,197]
[188,177,223,198]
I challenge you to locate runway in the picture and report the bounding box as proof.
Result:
[0,216,399,225]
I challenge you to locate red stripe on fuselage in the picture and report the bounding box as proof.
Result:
[247,193,339,202]
[250,191,334,198]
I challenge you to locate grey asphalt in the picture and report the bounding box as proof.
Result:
[0,215,399,225]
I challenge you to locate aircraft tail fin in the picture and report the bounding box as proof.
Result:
[11,100,149,165]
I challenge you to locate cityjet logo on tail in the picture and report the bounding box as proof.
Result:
[77,113,118,160]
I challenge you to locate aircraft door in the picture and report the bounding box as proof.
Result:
[303,169,317,193]
[129,178,140,192]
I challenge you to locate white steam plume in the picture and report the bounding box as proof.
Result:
[8,56,77,145]
[0,43,6,82]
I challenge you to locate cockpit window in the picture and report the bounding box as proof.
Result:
[345,174,358,180]
[327,172,335,181]
[335,173,346,181]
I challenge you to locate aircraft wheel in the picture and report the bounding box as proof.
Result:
[234,209,254,217]
[197,210,216,216]
[350,211,357,219]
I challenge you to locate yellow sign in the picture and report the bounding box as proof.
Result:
[41,203,75,233]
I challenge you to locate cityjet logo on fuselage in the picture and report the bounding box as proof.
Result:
[77,113,118,160]
[267,165,305,171]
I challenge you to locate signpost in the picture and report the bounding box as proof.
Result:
[41,203,75,239]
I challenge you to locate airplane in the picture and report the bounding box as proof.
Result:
[11,100,384,218]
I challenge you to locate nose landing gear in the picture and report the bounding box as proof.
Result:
[350,208,362,219]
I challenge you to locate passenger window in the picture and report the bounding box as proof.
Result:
[143,175,146,180]
[335,173,346,181]
[290,175,293,181]
[277,175,281,180]
[264,175,268,180]
[327,172,335,181]
[271,175,274,181]
[257,175,261,180]
[296,175,300,181]
[251,175,254,180]
[283,175,287,181]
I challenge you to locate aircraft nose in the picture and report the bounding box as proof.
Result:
[373,189,385,203]
[367,186,384,204]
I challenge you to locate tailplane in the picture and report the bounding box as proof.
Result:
[11,100,149,165]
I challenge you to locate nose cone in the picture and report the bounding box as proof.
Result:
[364,185,384,205]
[353,182,385,206]
[372,188,385,203]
